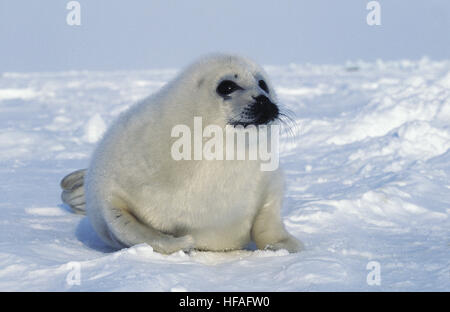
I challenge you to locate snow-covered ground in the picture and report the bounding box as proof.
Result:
[0,59,449,291]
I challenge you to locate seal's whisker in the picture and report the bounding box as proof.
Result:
[277,106,299,143]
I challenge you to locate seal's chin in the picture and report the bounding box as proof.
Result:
[229,95,279,127]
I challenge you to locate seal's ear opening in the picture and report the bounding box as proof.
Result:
[197,78,205,88]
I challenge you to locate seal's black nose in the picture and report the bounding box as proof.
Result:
[251,95,279,124]
[253,94,269,103]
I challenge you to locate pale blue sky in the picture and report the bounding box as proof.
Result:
[1,0,449,71]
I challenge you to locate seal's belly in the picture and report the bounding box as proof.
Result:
[134,161,264,250]
[171,186,258,250]
[190,220,253,251]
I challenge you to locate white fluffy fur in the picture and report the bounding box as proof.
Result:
[84,54,303,254]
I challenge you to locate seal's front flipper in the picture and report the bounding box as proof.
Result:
[60,169,87,214]
[105,196,196,254]
[251,185,303,253]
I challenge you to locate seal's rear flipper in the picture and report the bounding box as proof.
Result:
[60,169,87,214]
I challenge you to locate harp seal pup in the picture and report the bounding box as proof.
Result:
[61,54,303,254]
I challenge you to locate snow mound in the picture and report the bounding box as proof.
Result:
[83,114,107,144]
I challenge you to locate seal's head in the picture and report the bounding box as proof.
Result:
[217,77,279,127]
[176,54,280,127]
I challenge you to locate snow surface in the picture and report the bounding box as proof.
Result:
[0,59,449,291]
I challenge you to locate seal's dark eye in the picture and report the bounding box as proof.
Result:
[217,80,242,97]
[259,80,269,93]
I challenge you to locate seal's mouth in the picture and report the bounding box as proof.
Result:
[229,95,279,127]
